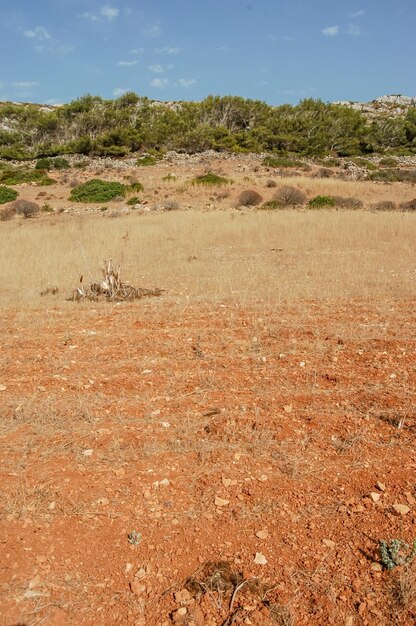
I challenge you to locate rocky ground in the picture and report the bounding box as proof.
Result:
[1,298,415,625]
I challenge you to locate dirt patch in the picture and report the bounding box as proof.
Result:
[0,299,415,624]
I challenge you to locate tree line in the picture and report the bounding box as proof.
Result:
[0,92,415,159]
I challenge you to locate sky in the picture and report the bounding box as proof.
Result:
[0,0,414,106]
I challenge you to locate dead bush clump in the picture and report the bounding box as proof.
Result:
[370,200,397,211]
[70,259,163,302]
[314,167,333,178]
[10,199,40,218]
[400,198,416,211]
[332,196,364,210]
[272,185,307,207]
[265,179,277,188]
[237,189,263,207]
[0,205,16,221]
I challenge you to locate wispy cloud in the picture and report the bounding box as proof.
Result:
[155,46,180,54]
[23,26,51,41]
[149,64,164,73]
[178,78,196,87]
[322,25,339,36]
[113,87,129,97]
[345,24,362,36]
[82,5,119,22]
[12,81,39,88]
[144,25,162,37]
[118,60,139,67]
[130,48,145,55]
[216,45,229,51]
[350,10,365,18]
[150,78,169,88]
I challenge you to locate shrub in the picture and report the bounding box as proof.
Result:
[127,182,144,193]
[0,166,54,186]
[332,196,363,210]
[70,179,126,203]
[370,200,397,211]
[308,195,336,208]
[52,157,71,170]
[263,155,304,168]
[0,205,16,221]
[265,179,277,188]
[42,203,54,212]
[400,198,416,211]
[11,199,40,218]
[192,173,230,186]
[272,185,307,206]
[237,189,263,206]
[314,167,333,178]
[127,196,141,206]
[35,158,51,170]
[136,155,159,166]
[162,174,177,182]
[369,169,416,183]
[0,186,18,204]
[259,200,282,211]
[379,157,397,167]
[163,200,181,211]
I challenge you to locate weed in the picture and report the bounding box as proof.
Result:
[126,181,144,193]
[162,173,178,182]
[192,173,230,186]
[70,179,126,203]
[370,200,397,211]
[0,186,18,204]
[394,564,416,612]
[308,195,336,208]
[42,203,54,212]
[237,189,263,206]
[162,199,181,210]
[10,199,40,218]
[136,155,159,166]
[380,539,416,570]
[127,196,141,206]
[332,196,363,210]
[263,155,304,169]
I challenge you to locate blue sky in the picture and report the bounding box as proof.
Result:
[0,0,414,105]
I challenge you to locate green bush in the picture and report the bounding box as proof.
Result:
[127,182,144,193]
[308,195,336,208]
[53,157,71,170]
[127,196,141,206]
[136,155,160,166]
[379,157,397,167]
[70,179,126,203]
[0,166,54,186]
[192,173,230,186]
[0,186,18,204]
[35,158,51,170]
[263,155,304,168]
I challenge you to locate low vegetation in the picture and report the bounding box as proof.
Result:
[69,179,126,203]
[192,173,230,186]
[309,195,337,208]
[10,199,40,218]
[0,165,54,186]
[237,189,263,206]
[0,186,18,204]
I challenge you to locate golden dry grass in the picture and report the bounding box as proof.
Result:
[1,209,415,308]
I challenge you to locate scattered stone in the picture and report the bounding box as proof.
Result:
[130,579,146,596]
[393,503,410,516]
[256,530,269,540]
[172,607,187,622]
[0,384,7,391]
[253,552,267,565]
[174,588,192,605]
[322,539,336,549]
[82,449,93,456]
[222,477,232,488]
[135,568,146,579]
[370,562,383,572]
[159,478,170,487]
[376,482,386,491]
[142,369,152,374]
[125,563,133,573]
[215,496,229,507]
[283,405,293,413]
[370,492,381,503]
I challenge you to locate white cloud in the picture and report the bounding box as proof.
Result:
[150,78,169,88]
[118,60,139,67]
[12,81,39,88]
[113,87,130,96]
[322,25,339,36]
[23,26,51,41]
[144,25,162,37]
[130,48,145,55]
[149,64,164,73]
[345,24,362,36]
[156,46,179,54]
[350,10,365,18]
[178,78,196,88]
[81,5,119,22]
[100,5,119,21]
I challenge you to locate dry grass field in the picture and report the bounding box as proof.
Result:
[1,155,416,626]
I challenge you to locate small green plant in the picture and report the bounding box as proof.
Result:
[127,530,142,545]
[309,195,336,208]
[127,196,140,206]
[263,155,304,168]
[35,158,51,170]
[70,179,126,203]
[127,182,144,193]
[0,166,54,186]
[192,173,230,186]
[0,186,18,204]
[42,203,54,212]
[162,174,177,182]
[136,155,159,166]
[380,539,416,570]
[52,157,70,170]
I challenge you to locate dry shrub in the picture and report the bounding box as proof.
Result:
[273,185,307,206]
[400,198,416,211]
[332,196,363,210]
[0,205,16,221]
[10,199,40,218]
[370,200,397,211]
[394,564,416,612]
[314,167,333,178]
[238,189,263,207]
[213,189,231,200]
[265,179,277,188]
[162,199,181,211]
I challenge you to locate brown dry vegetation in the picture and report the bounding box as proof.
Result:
[1,155,416,626]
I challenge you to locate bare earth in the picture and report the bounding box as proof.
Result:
[1,155,416,626]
